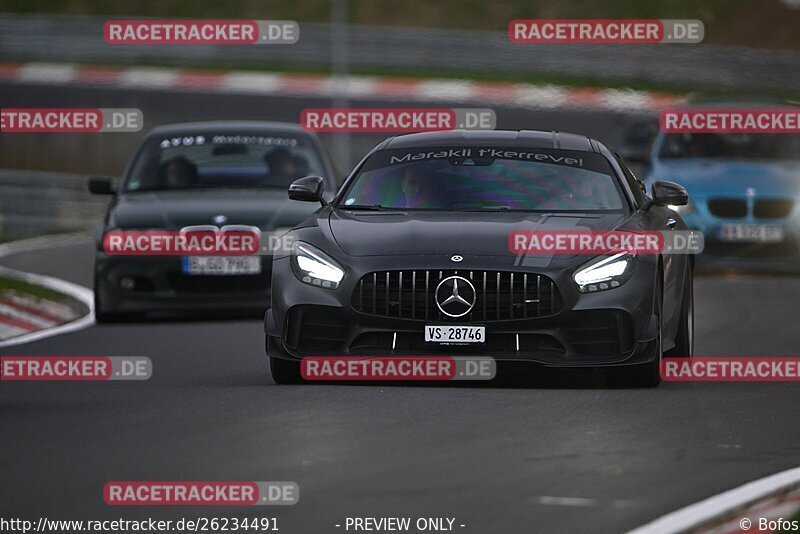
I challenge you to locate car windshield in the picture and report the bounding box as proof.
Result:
[659,133,800,160]
[338,146,624,211]
[124,132,324,192]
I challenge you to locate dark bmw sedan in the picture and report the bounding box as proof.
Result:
[266,130,694,387]
[90,121,337,321]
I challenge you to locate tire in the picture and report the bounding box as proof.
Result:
[665,265,694,359]
[267,336,303,384]
[606,274,663,388]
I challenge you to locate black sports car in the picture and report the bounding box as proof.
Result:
[265,130,694,386]
[90,121,337,321]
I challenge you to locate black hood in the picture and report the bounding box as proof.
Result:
[327,209,628,257]
[110,189,318,230]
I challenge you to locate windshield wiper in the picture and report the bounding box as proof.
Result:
[339,204,397,211]
[454,205,513,211]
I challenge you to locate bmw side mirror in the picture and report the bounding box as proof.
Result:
[652,181,688,207]
[88,176,116,195]
[289,176,327,205]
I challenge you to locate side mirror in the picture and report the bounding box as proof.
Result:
[88,176,115,195]
[288,176,327,205]
[652,180,688,207]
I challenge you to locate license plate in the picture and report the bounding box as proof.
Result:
[181,256,261,275]
[718,224,785,243]
[425,325,485,344]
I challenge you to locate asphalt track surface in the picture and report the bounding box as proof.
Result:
[2,85,800,533]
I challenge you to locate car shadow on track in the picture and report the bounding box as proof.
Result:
[277,363,643,390]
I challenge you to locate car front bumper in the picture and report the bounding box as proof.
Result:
[95,253,271,314]
[265,252,661,368]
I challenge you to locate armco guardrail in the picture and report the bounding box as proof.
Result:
[0,14,799,93]
[0,170,107,240]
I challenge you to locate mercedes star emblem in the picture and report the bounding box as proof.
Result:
[450,255,463,263]
[435,276,477,318]
[212,214,228,225]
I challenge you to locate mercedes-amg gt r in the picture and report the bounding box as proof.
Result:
[265,130,694,387]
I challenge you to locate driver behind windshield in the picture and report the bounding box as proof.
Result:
[159,157,197,189]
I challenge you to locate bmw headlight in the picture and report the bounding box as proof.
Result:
[291,241,345,289]
[573,252,634,293]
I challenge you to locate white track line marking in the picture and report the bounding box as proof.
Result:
[0,234,95,348]
[627,466,800,534]
[537,496,596,507]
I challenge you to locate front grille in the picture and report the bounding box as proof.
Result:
[703,240,798,258]
[708,198,747,218]
[754,198,793,219]
[352,270,562,321]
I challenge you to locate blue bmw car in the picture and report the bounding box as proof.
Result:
[628,121,800,271]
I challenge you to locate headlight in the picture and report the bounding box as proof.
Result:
[291,241,345,289]
[573,252,634,293]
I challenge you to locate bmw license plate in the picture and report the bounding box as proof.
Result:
[425,325,485,344]
[181,256,261,275]
[718,224,784,243]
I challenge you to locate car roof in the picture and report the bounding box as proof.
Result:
[145,120,311,137]
[379,129,600,152]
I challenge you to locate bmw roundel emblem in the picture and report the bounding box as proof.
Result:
[212,214,228,225]
[450,255,463,263]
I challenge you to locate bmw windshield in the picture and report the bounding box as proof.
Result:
[124,132,325,192]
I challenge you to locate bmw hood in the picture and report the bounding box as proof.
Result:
[651,159,800,199]
[110,189,317,230]
[327,210,628,257]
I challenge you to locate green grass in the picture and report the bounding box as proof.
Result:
[0,276,72,302]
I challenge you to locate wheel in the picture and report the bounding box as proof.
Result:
[665,265,693,359]
[267,336,303,384]
[605,274,663,388]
